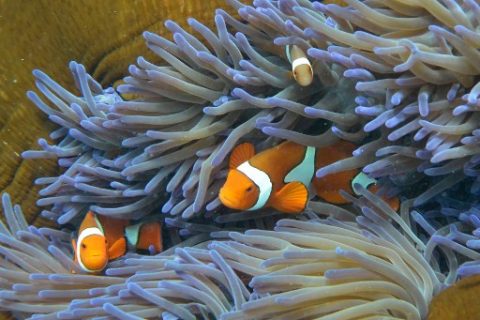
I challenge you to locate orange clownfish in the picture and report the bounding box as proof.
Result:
[71,211,162,273]
[219,141,399,214]
[286,45,313,87]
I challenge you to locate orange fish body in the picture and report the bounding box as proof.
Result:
[71,211,162,273]
[219,140,399,214]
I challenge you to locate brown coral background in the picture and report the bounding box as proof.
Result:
[0,1,234,319]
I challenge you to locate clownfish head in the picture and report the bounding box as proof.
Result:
[219,168,260,211]
[292,60,313,87]
[77,231,108,272]
[74,212,109,273]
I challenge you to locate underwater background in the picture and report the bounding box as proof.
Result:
[0,0,229,226]
[0,1,232,319]
[2,0,480,319]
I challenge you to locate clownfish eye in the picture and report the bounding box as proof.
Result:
[246,186,253,192]
[81,243,86,249]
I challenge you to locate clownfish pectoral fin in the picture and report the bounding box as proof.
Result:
[108,237,127,260]
[271,182,309,214]
[229,143,255,169]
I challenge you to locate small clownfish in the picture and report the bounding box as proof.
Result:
[286,45,313,87]
[71,211,162,274]
[219,141,399,214]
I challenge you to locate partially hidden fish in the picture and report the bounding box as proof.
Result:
[219,140,399,214]
[286,44,313,87]
[71,211,162,273]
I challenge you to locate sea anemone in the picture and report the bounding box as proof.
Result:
[23,0,480,225]
[3,0,480,319]
[22,0,364,224]
[1,187,465,319]
[307,0,480,206]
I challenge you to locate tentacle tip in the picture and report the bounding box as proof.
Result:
[453,24,467,33]
[31,69,43,77]
[261,126,275,135]
[164,19,175,28]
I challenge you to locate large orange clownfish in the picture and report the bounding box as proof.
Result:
[71,211,162,273]
[219,140,399,214]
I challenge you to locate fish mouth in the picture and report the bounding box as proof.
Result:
[219,191,239,209]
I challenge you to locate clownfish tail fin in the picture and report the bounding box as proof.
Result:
[136,222,163,253]
[229,143,255,169]
[124,221,163,254]
[271,182,308,214]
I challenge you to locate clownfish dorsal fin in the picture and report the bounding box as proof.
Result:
[229,143,255,169]
[271,181,308,214]
[108,237,127,260]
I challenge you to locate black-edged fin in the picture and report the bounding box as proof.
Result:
[271,181,308,214]
[230,143,255,169]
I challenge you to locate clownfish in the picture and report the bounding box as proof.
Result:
[219,141,399,214]
[286,45,313,87]
[71,211,162,273]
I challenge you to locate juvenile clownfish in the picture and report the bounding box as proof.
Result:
[219,141,399,214]
[71,211,162,273]
[286,45,313,87]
